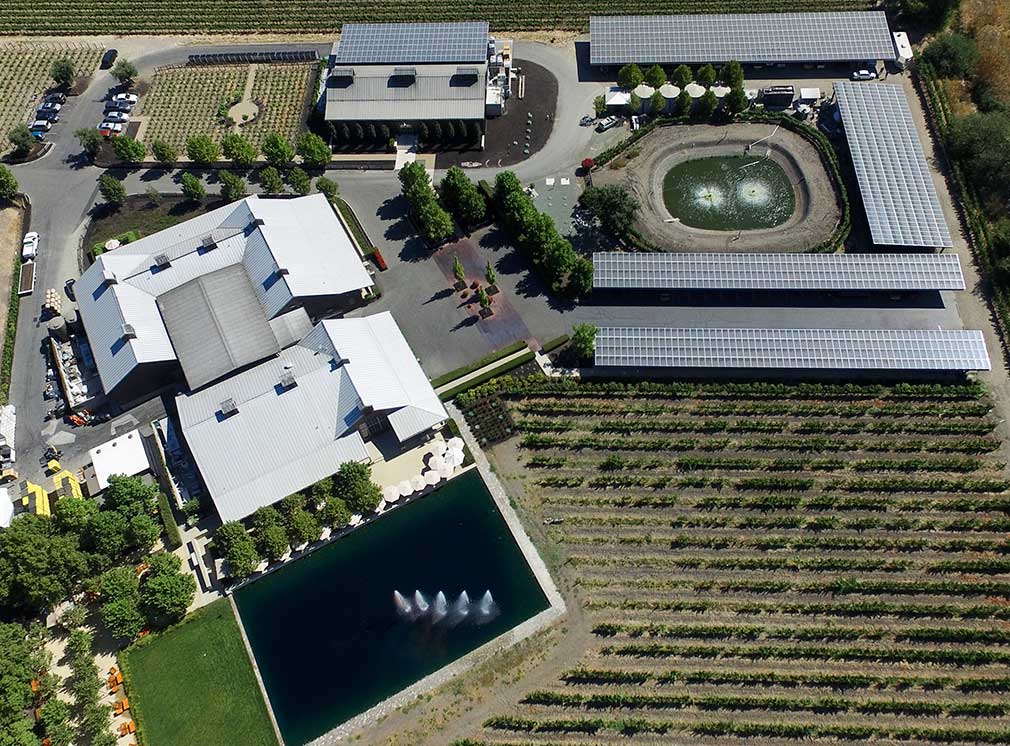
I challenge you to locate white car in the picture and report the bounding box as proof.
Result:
[103,110,129,124]
[21,232,39,261]
[851,69,877,81]
[112,93,139,105]
[97,121,124,138]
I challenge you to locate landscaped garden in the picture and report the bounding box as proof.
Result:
[121,598,278,746]
[455,376,1010,745]
[0,43,101,153]
[241,63,318,146]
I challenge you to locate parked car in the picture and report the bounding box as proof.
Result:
[64,278,76,302]
[850,69,877,81]
[43,92,66,105]
[29,120,52,136]
[36,109,60,123]
[596,115,619,132]
[38,101,61,114]
[21,232,39,261]
[97,121,124,138]
[579,115,595,126]
[111,93,139,106]
[103,110,129,124]
[100,48,118,69]
[104,100,132,113]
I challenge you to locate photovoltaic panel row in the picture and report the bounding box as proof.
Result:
[595,328,990,371]
[333,22,489,65]
[835,82,952,248]
[592,252,965,291]
[589,12,896,66]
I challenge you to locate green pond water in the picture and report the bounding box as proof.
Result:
[661,155,796,231]
[233,469,549,745]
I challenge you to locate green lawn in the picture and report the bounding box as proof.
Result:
[121,598,278,746]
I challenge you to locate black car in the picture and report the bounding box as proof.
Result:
[64,278,76,302]
[100,49,118,69]
[44,92,66,105]
[36,109,60,123]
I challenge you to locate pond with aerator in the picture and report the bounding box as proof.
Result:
[233,468,549,745]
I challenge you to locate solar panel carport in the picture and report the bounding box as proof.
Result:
[589,12,897,66]
[592,253,965,291]
[595,328,990,372]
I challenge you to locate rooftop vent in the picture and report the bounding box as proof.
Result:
[393,67,416,78]
[253,217,266,227]
[276,266,290,277]
[102,268,118,285]
[153,253,171,269]
[456,66,479,77]
[220,398,238,417]
[121,323,136,340]
[331,67,354,79]
[279,370,296,389]
[201,235,218,251]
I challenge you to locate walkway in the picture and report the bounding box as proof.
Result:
[434,345,530,396]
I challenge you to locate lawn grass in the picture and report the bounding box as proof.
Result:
[334,197,376,256]
[121,598,278,746]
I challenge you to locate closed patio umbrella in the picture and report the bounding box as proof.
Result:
[424,470,441,486]
[411,474,427,492]
[397,480,413,498]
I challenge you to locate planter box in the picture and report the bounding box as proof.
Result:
[373,248,388,271]
[479,307,493,319]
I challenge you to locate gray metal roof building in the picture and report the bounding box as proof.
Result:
[592,253,965,291]
[590,12,896,66]
[835,82,953,248]
[595,327,991,372]
[177,312,447,523]
[332,22,490,65]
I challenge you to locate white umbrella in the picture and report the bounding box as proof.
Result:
[685,82,705,98]
[424,469,441,486]
[439,465,454,480]
[447,436,464,451]
[104,239,121,251]
[383,484,400,503]
[411,474,427,492]
[397,480,413,498]
[659,83,680,99]
[445,449,463,468]
[711,85,731,98]
[428,453,446,471]
[431,439,448,455]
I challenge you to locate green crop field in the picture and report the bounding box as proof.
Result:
[121,598,278,746]
[456,376,1010,746]
[0,1,875,35]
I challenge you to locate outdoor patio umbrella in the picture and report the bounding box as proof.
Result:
[424,470,441,486]
[445,449,463,468]
[447,436,465,451]
[397,480,413,498]
[428,453,446,471]
[431,439,448,455]
[411,474,427,492]
[685,82,705,98]
[711,85,731,98]
[438,464,454,480]
[383,485,400,503]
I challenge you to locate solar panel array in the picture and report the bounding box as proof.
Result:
[835,82,953,248]
[333,22,489,65]
[589,12,896,66]
[592,252,965,291]
[595,328,990,371]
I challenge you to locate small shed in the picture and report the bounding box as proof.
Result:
[799,87,822,104]
[605,87,631,108]
[83,429,153,495]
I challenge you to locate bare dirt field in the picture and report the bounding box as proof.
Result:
[0,203,23,344]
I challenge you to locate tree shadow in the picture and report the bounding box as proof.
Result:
[423,287,454,304]
[451,315,479,331]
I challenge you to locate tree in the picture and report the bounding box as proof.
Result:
[416,200,454,244]
[0,165,17,200]
[947,111,1010,210]
[476,286,490,311]
[100,596,145,640]
[315,175,339,203]
[333,461,382,515]
[75,128,102,158]
[128,514,160,551]
[139,552,195,626]
[644,64,667,89]
[85,510,129,564]
[485,260,497,287]
[112,135,145,163]
[220,133,258,167]
[468,120,482,143]
[58,604,88,631]
[568,256,594,298]
[258,165,285,193]
[674,89,692,117]
[571,323,598,362]
[581,184,640,237]
[725,86,749,114]
[50,58,75,88]
[892,0,957,29]
[251,506,283,534]
[441,166,486,227]
[617,63,644,89]
[695,89,719,120]
[0,515,87,615]
[286,509,321,546]
[649,89,667,115]
[672,64,693,88]
[287,166,312,195]
[104,476,156,518]
[443,120,456,141]
[257,522,289,561]
[53,497,98,538]
[180,172,205,202]
[185,135,220,165]
[922,33,980,78]
[262,132,295,166]
[219,170,247,202]
[593,95,607,117]
[720,60,745,88]
[111,59,138,86]
[453,254,466,284]
[97,173,126,207]
[320,496,350,527]
[398,160,429,195]
[8,125,33,156]
[696,63,717,86]
[150,139,177,165]
[214,522,260,578]
[542,236,576,281]
[278,493,305,516]
[296,132,331,169]
[627,92,642,114]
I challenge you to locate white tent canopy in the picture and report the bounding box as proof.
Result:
[685,82,706,98]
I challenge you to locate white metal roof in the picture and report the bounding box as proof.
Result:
[0,487,12,528]
[76,195,373,394]
[87,429,152,492]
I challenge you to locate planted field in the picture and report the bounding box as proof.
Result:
[140,63,314,152]
[0,43,101,153]
[1,1,875,34]
[458,377,1010,746]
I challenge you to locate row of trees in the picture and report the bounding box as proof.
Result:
[440,166,487,230]
[493,171,593,297]
[64,629,116,746]
[398,160,454,244]
[214,462,382,579]
[617,60,744,91]
[0,622,49,746]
